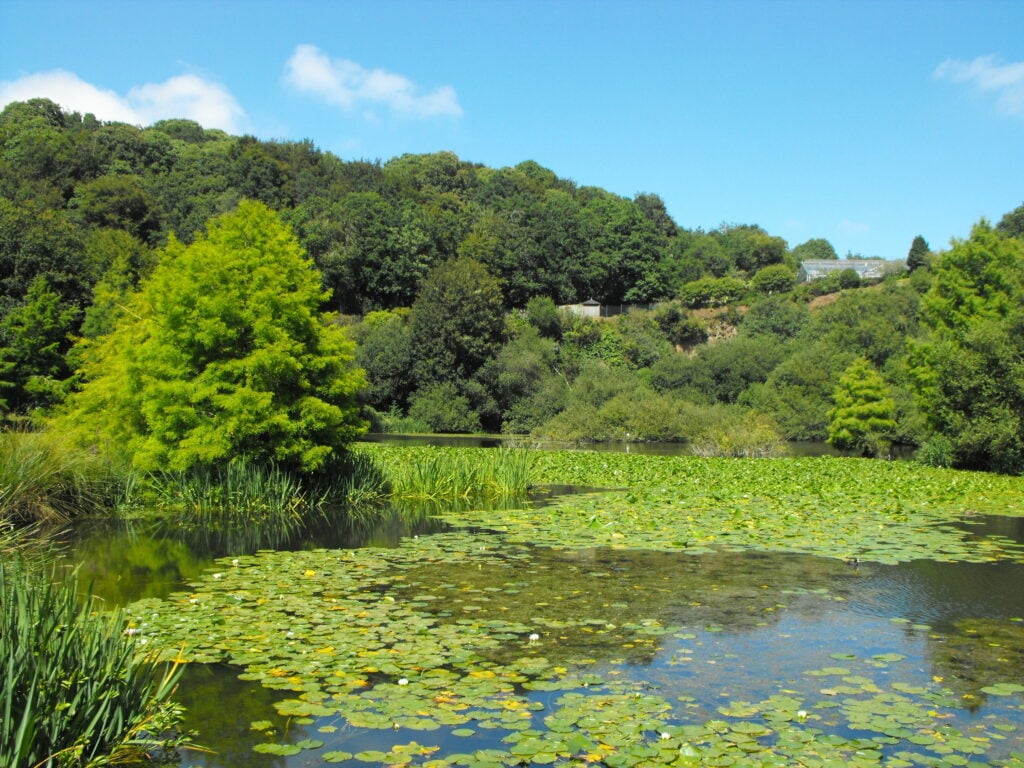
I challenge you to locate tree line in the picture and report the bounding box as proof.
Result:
[2,98,1024,474]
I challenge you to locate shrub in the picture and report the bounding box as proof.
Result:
[408,383,482,434]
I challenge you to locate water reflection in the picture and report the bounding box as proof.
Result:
[55,498,1024,767]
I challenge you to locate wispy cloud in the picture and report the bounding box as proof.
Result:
[0,70,246,132]
[283,44,462,119]
[934,55,1024,117]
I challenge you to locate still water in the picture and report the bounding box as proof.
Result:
[57,491,1024,768]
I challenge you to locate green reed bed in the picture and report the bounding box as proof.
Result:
[151,459,319,522]
[350,443,531,501]
[0,429,117,524]
[1,559,185,768]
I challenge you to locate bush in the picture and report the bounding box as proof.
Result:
[408,383,482,434]
[679,276,747,308]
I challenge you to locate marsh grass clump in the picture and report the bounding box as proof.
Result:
[0,560,185,767]
[354,444,532,500]
[0,429,116,524]
[151,459,316,523]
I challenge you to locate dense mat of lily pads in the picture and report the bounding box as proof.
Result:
[129,450,1024,766]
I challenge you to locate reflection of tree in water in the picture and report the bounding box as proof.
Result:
[400,546,855,667]
[925,619,1024,705]
[172,663,292,768]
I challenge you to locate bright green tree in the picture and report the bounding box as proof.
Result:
[827,357,897,457]
[59,200,366,473]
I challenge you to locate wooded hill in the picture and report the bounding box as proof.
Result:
[3,98,1024,473]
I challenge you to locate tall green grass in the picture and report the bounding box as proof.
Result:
[151,459,317,521]
[1,560,185,767]
[351,444,532,501]
[0,429,117,524]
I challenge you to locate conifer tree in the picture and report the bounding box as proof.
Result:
[58,201,366,473]
[827,357,896,457]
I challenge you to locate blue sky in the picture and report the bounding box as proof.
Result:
[2,0,1022,260]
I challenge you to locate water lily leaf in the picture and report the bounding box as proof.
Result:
[253,742,301,755]
[323,751,354,763]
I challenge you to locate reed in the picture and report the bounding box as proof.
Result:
[0,560,185,767]
[151,459,315,523]
[0,429,115,524]
[351,444,532,501]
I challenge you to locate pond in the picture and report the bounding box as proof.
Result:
[58,477,1024,768]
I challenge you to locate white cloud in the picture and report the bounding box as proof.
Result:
[934,55,1024,117]
[283,44,462,119]
[0,69,246,132]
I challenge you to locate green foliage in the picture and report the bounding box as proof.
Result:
[354,443,531,500]
[791,237,837,261]
[827,357,897,457]
[152,459,316,522]
[838,267,862,289]
[350,309,415,411]
[651,335,786,404]
[58,200,366,474]
[740,341,855,440]
[524,295,561,338]
[996,201,1024,239]
[712,223,788,275]
[750,263,796,295]
[408,382,482,434]
[410,256,505,386]
[906,235,930,271]
[740,295,810,340]
[0,561,184,767]
[678,276,746,308]
[0,428,116,524]
[0,275,79,412]
[688,409,785,457]
[909,223,1024,473]
[652,303,709,348]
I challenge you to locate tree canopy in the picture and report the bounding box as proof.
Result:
[57,201,366,473]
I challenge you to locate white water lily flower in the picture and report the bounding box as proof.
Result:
[397,678,409,685]
[528,633,540,643]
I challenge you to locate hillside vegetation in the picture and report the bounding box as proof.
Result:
[2,98,1024,473]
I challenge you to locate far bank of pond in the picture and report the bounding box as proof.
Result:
[61,447,1024,767]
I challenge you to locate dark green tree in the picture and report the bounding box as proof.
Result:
[58,200,366,473]
[907,235,930,272]
[410,256,505,386]
[0,275,79,413]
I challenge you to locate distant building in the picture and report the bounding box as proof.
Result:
[559,299,656,318]
[798,259,907,283]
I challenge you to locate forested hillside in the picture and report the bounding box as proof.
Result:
[2,98,1023,473]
